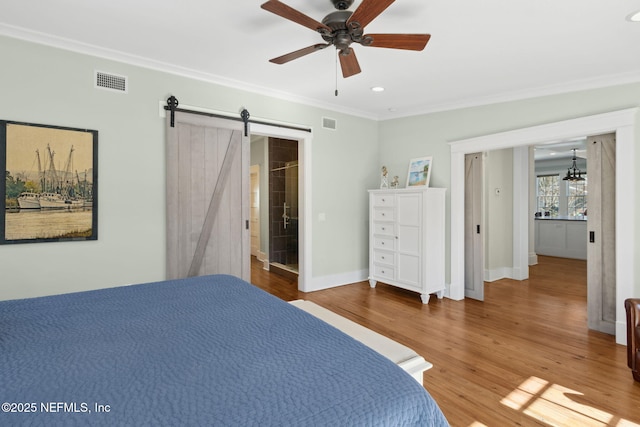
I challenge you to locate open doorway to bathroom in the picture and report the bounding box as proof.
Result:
[268,138,299,279]
[250,135,300,282]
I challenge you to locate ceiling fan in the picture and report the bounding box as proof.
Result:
[261,0,431,78]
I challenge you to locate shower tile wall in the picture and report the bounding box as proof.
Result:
[269,138,298,268]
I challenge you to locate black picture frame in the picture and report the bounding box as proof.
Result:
[1,120,98,244]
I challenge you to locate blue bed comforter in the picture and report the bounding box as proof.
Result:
[0,274,448,426]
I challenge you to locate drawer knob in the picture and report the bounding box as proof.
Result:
[381,213,385,216]
[381,227,386,231]
[382,198,385,202]
[381,270,385,274]
[381,256,385,260]
[381,242,385,245]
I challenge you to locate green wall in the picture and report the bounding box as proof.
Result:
[0,36,378,300]
[378,83,640,295]
[1,34,639,300]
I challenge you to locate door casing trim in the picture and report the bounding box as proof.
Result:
[449,108,637,345]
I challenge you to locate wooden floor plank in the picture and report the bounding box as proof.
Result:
[251,256,640,426]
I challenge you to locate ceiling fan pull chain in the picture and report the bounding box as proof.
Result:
[335,49,339,96]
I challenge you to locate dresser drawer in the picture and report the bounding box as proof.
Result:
[373,236,395,250]
[373,264,395,281]
[372,193,395,208]
[373,222,395,236]
[373,208,394,222]
[373,250,394,265]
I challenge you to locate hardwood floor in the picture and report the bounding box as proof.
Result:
[251,256,640,426]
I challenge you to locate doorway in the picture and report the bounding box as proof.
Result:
[248,122,311,291]
[268,138,299,278]
[449,108,637,345]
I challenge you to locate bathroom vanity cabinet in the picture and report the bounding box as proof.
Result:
[368,188,446,303]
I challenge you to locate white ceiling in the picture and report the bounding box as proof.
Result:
[2,0,640,120]
[534,138,586,161]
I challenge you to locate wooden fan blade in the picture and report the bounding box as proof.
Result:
[339,48,361,78]
[347,0,395,30]
[364,34,431,51]
[261,0,332,33]
[269,44,330,64]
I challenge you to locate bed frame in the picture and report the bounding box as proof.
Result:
[290,299,433,385]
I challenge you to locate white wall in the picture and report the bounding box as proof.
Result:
[0,36,378,300]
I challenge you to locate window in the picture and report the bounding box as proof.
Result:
[567,175,587,217]
[536,174,588,218]
[536,175,559,216]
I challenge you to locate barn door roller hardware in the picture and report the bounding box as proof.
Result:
[164,95,311,134]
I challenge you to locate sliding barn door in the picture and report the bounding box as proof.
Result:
[166,112,250,281]
[587,133,616,334]
[465,152,484,300]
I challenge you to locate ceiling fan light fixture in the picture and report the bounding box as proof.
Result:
[330,0,354,10]
[261,0,431,79]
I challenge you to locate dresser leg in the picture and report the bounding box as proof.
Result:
[420,294,430,304]
[436,290,444,299]
[369,279,377,288]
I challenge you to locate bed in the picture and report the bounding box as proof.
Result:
[0,274,448,426]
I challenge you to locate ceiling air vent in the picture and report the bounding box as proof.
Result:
[322,117,337,130]
[95,70,128,93]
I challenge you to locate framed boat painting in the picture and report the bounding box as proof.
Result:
[0,120,98,244]
[406,156,432,187]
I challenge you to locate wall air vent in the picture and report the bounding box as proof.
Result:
[322,117,337,130]
[95,70,128,93]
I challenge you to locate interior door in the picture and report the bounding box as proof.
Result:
[166,111,250,281]
[587,133,616,334]
[465,153,484,300]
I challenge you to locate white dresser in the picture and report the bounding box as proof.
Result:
[368,188,446,304]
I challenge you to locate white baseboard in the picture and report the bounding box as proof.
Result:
[304,269,457,302]
[307,269,369,292]
[616,320,627,346]
[529,252,538,266]
[446,281,464,300]
[484,267,514,283]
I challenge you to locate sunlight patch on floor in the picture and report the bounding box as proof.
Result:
[500,376,640,427]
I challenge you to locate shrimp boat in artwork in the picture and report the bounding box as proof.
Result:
[17,144,93,210]
[39,192,84,209]
[17,191,41,209]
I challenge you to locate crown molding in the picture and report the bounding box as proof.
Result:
[2,23,639,122]
[0,24,378,121]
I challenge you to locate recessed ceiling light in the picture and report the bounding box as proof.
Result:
[371,86,385,92]
[627,10,640,21]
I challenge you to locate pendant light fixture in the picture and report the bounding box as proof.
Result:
[562,148,585,181]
